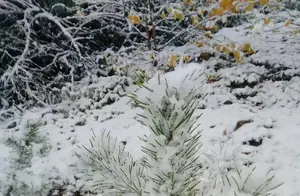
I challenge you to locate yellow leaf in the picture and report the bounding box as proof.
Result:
[231,42,236,48]
[208,25,218,32]
[239,43,255,55]
[215,45,225,52]
[183,55,190,63]
[284,19,292,27]
[259,0,268,6]
[246,2,255,11]
[161,12,167,20]
[170,55,179,67]
[224,47,232,53]
[220,0,235,11]
[191,15,199,25]
[204,31,213,39]
[233,50,243,63]
[215,45,232,53]
[148,53,153,60]
[128,15,141,25]
[167,8,172,14]
[196,42,205,47]
[264,18,271,25]
[206,74,219,83]
[199,25,206,31]
[184,0,191,6]
[209,7,224,17]
[173,10,184,20]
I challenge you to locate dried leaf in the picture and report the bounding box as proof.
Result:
[284,19,292,27]
[239,43,255,55]
[199,25,206,31]
[148,53,153,60]
[183,55,190,63]
[216,45,232,53]
[215,45,225,52]
[264,18,271,25]
[220,0,235,11]
[259,0,268,6]
[192,15,199,26]
[173,10,184,20]
[161,12,167,20]
[208,25,218,32]
[170,55,178,67]
[196,42,206,47]
[191,15,199,25]
[209,7,224,17]
[233,50,243,63]
[128,15,141,25]
[204,31,213,39]
[184,0,191,6]
[246,2,255,11]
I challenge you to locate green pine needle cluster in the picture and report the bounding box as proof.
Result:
[5,121,51,196]
[76,130,145,195]
[221,168,283,196]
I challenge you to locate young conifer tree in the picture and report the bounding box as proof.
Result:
[78,72,204,196]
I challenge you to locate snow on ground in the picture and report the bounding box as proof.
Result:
[1,16,300,196]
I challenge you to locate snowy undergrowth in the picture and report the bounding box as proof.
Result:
[3,121,51,196]
[2,11,300,195]
[75,66,282,196]
[0,59,298,195]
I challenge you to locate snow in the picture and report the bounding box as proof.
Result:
[2,9,300,196]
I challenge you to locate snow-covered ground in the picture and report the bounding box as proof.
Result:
[1,14,300,196]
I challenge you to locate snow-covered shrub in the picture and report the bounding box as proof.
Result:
[202,166,283,196]
[61,75,132,108]
[77,74,204,196]
[0,0,87,108]
[0,0,128,109]
[284,0,300,10]
[3,121,51,196]
[76,130,145,195]
[76,67,283,196]
[0,0,274,110]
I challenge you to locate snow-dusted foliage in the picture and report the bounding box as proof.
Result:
[76,65,283,196]
[2,0,296,195]
[61,75,132,107]
[283,0,300,10]
[0,0,88,108]
[0,0,129,111]
[0,0,267,111]
[77,72,204,195]
[76,130,145,195]
[3,121,51,196]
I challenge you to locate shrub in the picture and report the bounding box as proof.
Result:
[77,73,282,196]
[4,121,51,196]
[0,0,282,114]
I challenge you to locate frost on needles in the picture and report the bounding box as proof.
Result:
[77,69,283,196]
[135,80,203,196]
[77,73,204,196]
